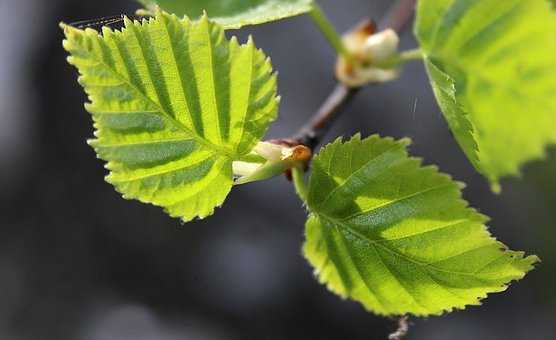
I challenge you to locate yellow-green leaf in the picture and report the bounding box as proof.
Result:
[415,0,556,191]
[62,12,279,221]
[304,135,538,316]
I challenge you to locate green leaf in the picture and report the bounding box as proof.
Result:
[414,0,556,191]
[61,12,279,221]
[137,0,313,29]
[303,135,538,316]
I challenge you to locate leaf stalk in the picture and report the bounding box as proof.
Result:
[309,3,355,63]
[376,48,424,69]
[292,166,309,203]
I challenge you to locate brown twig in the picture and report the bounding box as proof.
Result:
[388,316,410,340]
[291,0,417,151]
[292,84,359,150]
[381,0,418,32]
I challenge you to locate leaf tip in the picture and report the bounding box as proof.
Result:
[86,138,98,148]
[122,14,135,28]
[525,254,541,268]
[60,21,81,39]
[101,26,114,37]
[399,137,412,147]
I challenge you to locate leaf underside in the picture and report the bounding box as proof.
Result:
[137,0,313,29]
[304,135,538,316]
[62,12,278,221]
[415,0,556,191]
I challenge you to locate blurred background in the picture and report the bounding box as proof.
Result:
[0,0,554,339]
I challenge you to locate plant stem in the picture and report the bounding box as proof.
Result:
[289,0,417,334]
[309,3,354,63]
[399,48,423,61]
[377,48,423,69]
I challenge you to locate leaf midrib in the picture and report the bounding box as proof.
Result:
[311,142,404,210]
[338,183,453,223]
[200,17,224,144]
[317,214,496,277]
[158,14,199,140]
[320,215,473,314]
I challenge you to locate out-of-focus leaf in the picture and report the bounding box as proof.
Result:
[137,0,313,29]
[415,0,556,191]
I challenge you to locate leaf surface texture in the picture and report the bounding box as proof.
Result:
[304,135,538,315]
[138,0,313,29]
[62,13,278,221]
[415,0,556,190]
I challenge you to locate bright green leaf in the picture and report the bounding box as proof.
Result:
[304,135,538,316]
[61,12,279,221]
[415,0,556,191]
[137,0,313,29]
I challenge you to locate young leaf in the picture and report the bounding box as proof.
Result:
[137,0,313,29]
[303,135,538,316]
[61,12,279,222]
[414,0,556,191]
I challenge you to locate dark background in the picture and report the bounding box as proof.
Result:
[1,0,555,339]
